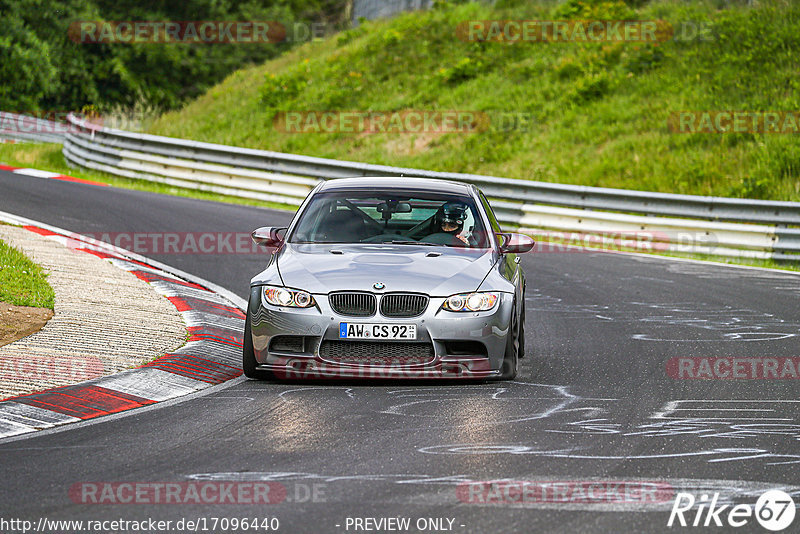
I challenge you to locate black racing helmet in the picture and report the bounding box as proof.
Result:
[434,201,468,234]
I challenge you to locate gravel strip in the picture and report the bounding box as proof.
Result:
[0,225,187,398]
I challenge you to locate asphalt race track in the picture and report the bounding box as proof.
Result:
[1,169,799,533]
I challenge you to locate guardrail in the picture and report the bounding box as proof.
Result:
[353,0,432,24]
[0,112,67,144]
[59,112,800,262]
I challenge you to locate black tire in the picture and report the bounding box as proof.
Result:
[499,300,520,380]
[518,300,526,359]
[242,313,274,380]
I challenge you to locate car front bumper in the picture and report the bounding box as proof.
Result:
[249,288,513,380]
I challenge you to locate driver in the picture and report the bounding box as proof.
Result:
[431,201,469,244]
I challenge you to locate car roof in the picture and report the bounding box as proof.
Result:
[317,176,474,195]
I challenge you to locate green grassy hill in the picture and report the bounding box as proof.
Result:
[148,0,800,201]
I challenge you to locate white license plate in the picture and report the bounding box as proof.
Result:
[339,323,417,340]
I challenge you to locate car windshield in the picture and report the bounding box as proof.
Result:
[289,190,490,248]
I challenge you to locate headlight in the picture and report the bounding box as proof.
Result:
[442,292,498,312]
[262,286,316,308]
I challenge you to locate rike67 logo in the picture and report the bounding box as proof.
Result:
[668,490,796,531]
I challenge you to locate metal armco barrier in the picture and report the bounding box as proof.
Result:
[353,0,432,24]
[59,113,800,262]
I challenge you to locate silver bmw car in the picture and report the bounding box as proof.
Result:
[243,177,534,380]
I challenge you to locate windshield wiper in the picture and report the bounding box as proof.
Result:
[386,240,439,246]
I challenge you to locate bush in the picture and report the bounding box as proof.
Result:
[569,72,612,103]
[553,0,636,20]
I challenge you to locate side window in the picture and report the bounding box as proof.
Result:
[461,208,476,241]
[479,192,502,232]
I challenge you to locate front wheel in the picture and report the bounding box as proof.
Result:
[499,300,521,380]
[243,313,273,380]
[518,300,526,359]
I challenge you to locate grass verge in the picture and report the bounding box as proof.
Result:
[0,235,55,309]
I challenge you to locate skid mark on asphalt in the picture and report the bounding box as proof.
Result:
[277,387,356,400]
[628,302,798,342]
[552,400,800,440]
[272,384,800,467]
[525,290,800,342]
[416,398,800,466]
[418,444,800,465]
[624,400,800,439]
[661,262,800,282]
[273,382,618,429]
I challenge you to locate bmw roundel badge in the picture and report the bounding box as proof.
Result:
[373,282,385,290]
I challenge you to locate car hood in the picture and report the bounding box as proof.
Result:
[276,243,498,296]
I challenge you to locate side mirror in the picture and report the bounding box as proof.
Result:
[252,226,287,248]
[498,233,535,254]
